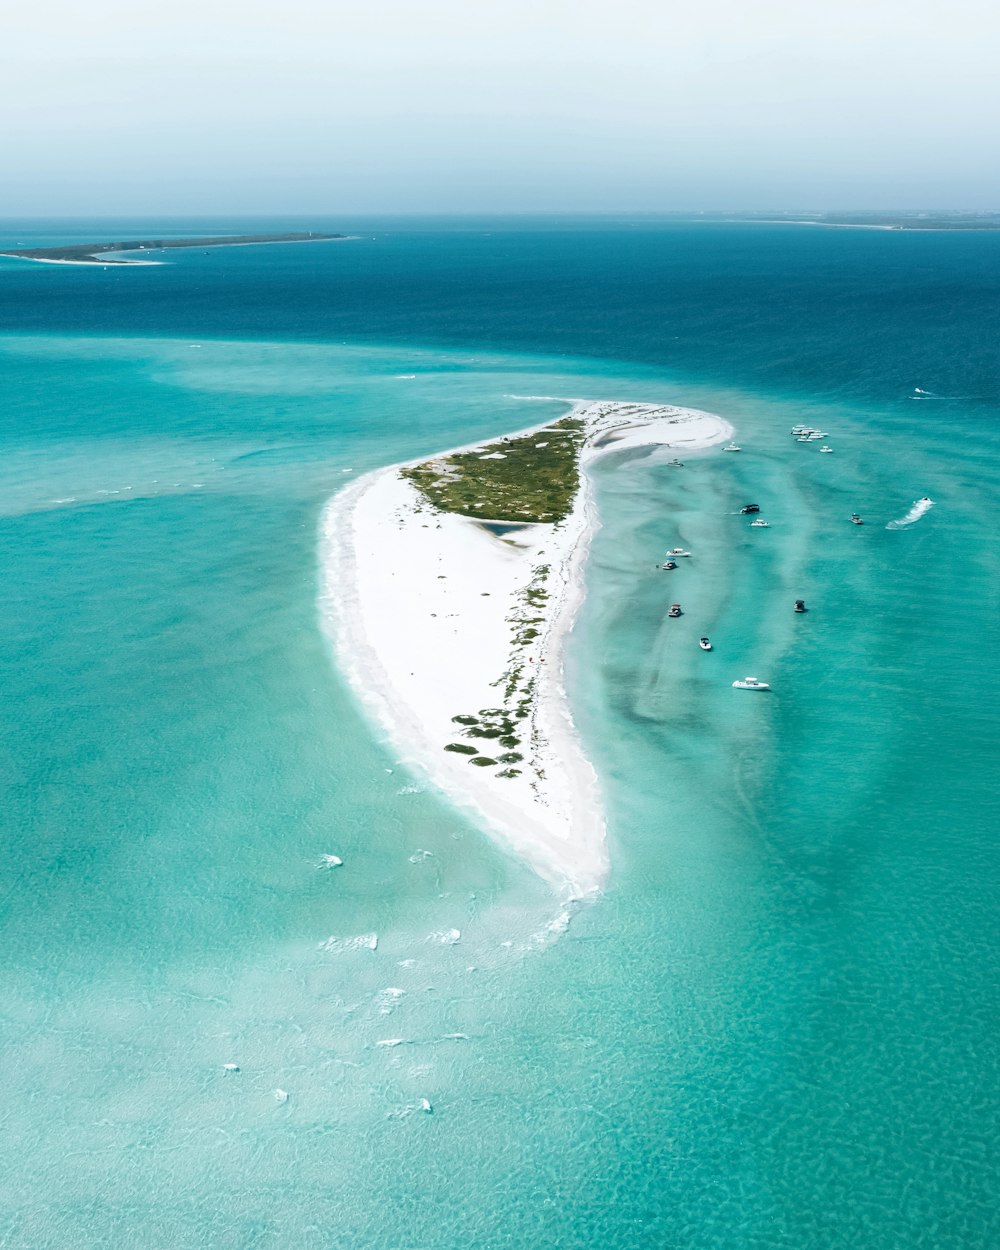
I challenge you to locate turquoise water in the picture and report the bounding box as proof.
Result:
[2,222,999,1248]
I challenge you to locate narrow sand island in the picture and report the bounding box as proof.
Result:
[322,401,733,897]
[0,231,343,266]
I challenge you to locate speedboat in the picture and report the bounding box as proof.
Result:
[662,560,678,570]
[850,513,864,525]
[794,599,807,613]
[666,458,684,467]
[722,443,741,452]
[698,637,712,651]
[732,677,770,690]
[820,445,833,453]
[791,425,811,435]
[796,436,811,442]
[739,504,760,514]
[808,432,824,440]
[667,604,682,618]
[665,547,692,557]
[749,519,770,527]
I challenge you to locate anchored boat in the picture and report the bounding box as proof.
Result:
[698,637,712,651]
[667,604,682,618]
[732,676,770,690]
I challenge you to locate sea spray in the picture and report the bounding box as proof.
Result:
[887,497,935,529]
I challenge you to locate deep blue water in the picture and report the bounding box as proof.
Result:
[1,219,998,1249]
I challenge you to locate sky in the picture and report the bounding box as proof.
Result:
[1,0,997,214]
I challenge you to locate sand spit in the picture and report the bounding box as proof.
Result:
[321,401,732,895]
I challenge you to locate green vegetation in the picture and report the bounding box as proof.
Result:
[400,418,585,524]
[444,743,478,755]
[444,558,554,771]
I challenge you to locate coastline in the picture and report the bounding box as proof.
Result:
[320,400,733,895]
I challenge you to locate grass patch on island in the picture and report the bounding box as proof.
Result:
[400,417,585,524]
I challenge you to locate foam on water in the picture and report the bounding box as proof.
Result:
[886,496,936,528]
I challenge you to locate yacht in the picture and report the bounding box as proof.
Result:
[722,442,741,452]
[749,519,770,528]
[698,637,712,651]
[665,547,692,558]
[732,677,770,690]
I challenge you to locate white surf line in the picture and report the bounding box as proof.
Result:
[320,401,733,897]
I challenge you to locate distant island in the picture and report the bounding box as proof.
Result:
[713,212,1000,232]
[0,231,344,265]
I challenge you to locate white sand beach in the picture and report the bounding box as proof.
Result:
[321,401,733,896]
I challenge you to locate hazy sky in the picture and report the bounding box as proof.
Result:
[2,0,997,214]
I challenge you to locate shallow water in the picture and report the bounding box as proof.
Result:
[2,220,999,1247]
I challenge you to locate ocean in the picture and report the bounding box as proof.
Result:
[2,218,999,1248]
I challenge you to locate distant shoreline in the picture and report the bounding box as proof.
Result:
[0,231,345,266]
[710,217,1000,232]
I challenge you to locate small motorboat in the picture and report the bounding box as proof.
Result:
[796,436,811,442]
[808,432,824,440]
[698,637,712,651]
[749,519,770,527]
[662,560,678,570]
[791,425,810,435]
[850,513,864,525]
[666,458,684,467]
[722,443,741,452]
[732,677,770,690]
[820,446,833,453]
[667,604,682,618]
[665,547,692,558]
[740,504,760,514]
[794,599,807,613]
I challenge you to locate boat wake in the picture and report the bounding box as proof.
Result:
[887,497,935,529]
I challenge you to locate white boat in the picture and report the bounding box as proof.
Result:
[722,443,741,452]
[796,436,811,442]
[749,519,770,528]
[666,458,684,467]
[807,432,824,440]
[791,425,810,434]
[732,676,770,690]
[820,446,833,453]
[698,637,712,651]
[665,547,692,557]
